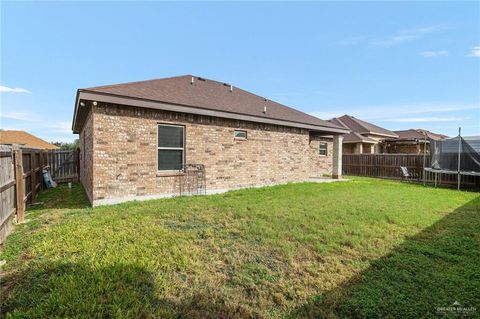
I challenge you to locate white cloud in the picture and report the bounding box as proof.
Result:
[467,46,480,57]
[370,26,443,47]
[40,135,77,143]
[387,116,466,123]
[0,112,35,121]
[419,50,449,57]
[333,36,367,47]
[309,102,479,121]
[1,108,75,141]
[0,85,31,93]
[46,121,72,134]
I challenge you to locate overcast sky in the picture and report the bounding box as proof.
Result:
[1,1,479,142]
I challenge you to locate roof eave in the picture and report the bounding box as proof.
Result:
[74,90,349,134]
[72,90,80,133]
[358,131,399,138]
[343,140,378,144]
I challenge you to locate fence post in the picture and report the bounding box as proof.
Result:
[76,148,80,182]
[30,151,36,202]
[14,149,25,223]
[39,151,44,191]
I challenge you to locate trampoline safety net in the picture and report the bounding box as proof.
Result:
[430,136,480,172]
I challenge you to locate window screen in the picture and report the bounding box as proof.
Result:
[234,130,247,140]
[158,124,184,171]
[158,125,184,148]
[319,142,328,156]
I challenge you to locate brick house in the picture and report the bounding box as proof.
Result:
[72,75,348,206]
[329,115,398,154]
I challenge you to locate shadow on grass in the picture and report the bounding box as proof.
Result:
[1,262,163,318]
[290,196,480,319]
[1,260,248,319]
[29,183,90,210]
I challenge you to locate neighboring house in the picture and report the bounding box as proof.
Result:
[0,130,59,150]
[72,75,349,205]
[329,115,398,154]
[383,129,448,154]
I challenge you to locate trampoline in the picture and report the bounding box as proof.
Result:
[423,130,480,190]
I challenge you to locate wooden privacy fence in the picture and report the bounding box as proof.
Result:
[0,146,80,243]
[48,150,80,183]
[342,153,479,188]
[343,154,427,179]
[0,145,18,243]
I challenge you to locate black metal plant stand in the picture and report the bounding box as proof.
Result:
[176,164,206,196]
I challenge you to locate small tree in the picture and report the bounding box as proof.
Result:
[52,139,79,150]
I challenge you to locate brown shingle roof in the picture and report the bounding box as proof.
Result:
[343,132,378,144]
[394,129,425,140]
[416,129,448,140]
[328,118,371,143]
[74,75,346,133]
[0,130,59,149]
[394,129,448,140]
[330,115,398,138]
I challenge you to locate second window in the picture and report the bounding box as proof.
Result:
[319,142,328,156]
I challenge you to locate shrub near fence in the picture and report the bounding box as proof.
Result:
[342,153,479,188]
[0,145,80,243]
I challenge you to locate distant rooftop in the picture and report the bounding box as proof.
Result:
[394,129,448,141]
[329,114,397,143]
[0,130,59,149]
[331,115,398,138]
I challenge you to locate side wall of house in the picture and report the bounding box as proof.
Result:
[79,108,94,203]
[90,103,333,204]
[343,144,356,154]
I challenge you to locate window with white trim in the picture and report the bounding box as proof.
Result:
[157,124,184,171]
[234,130,247,140]
[319,142,328,156]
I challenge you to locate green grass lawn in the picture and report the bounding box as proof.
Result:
[1,178,479,318]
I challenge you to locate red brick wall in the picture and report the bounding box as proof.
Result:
[83,103,333,205]
[79,108,94,203]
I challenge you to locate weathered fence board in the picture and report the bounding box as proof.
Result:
[48,149,79,183]
[0,145,16,243]
[343,153,479,188]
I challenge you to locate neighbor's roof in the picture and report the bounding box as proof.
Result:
[342,132,378,144]
[72,75,348,134]
[0,130,59,149]
[394,129,426,140]
[416,129,448,140]
[393,129,448,141]
[330,115,398,138]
